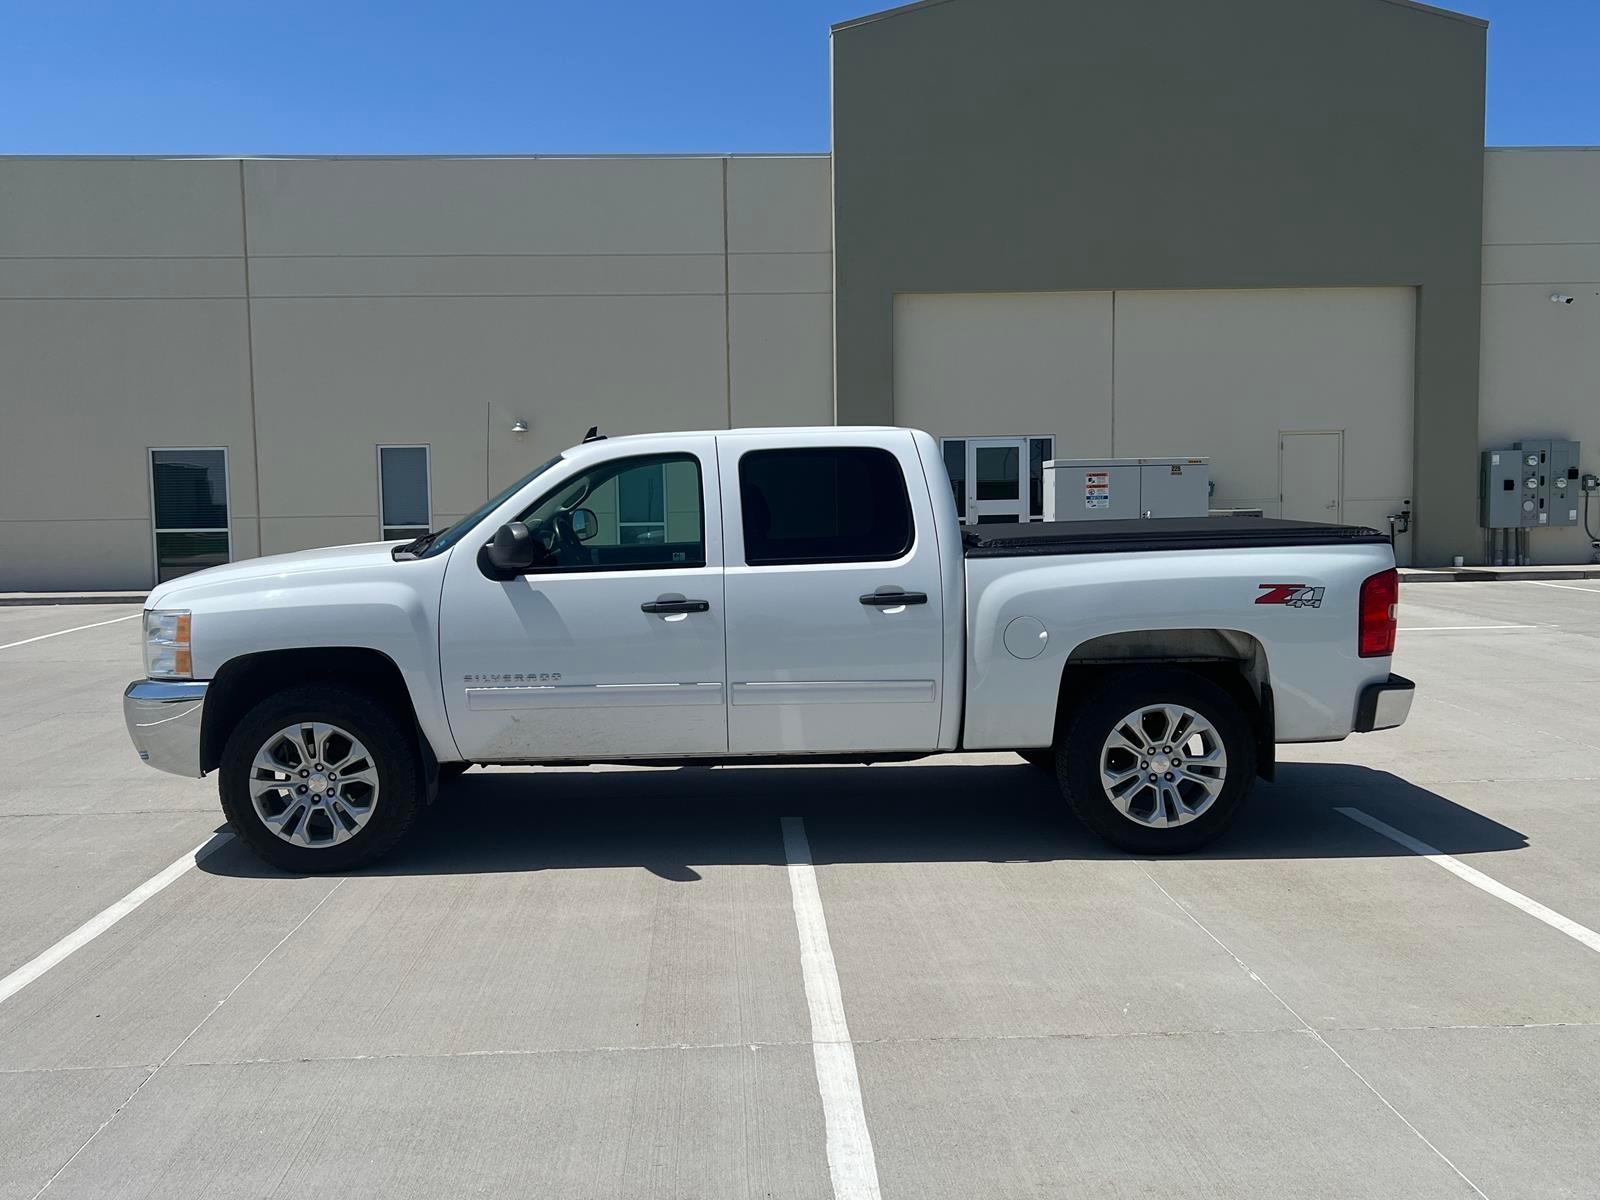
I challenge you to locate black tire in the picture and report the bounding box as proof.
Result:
[1017,749,1056,770]
[219,685,424,872]
[1056,667,1256,855]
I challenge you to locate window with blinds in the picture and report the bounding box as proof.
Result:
[379,445,432,541]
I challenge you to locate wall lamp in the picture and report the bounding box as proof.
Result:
[510,419,529,434]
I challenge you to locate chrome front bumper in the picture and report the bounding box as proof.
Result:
[1354,674,1415,733]
[123,679,209,777]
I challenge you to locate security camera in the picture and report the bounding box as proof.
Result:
[1550,293,1575,305]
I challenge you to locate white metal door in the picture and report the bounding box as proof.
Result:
[437,438,727,761]
[718,431,946,755]
[967,437,1029,524]
[1280,432,1344,524]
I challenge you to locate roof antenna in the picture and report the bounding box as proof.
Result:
[582,425,607,443]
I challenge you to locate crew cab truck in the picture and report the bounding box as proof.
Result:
[124,426,1413,871]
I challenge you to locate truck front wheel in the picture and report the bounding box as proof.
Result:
[1057,667,1255,855]
[218,685,424,872]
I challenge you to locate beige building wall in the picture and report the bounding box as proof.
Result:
[1480,148,1600,564]
[8,150,1600,588]
[726,156,835,430]
[0,155,833,589]
[0,160,259,591]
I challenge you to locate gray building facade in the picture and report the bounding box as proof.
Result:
[832,0,1489,565]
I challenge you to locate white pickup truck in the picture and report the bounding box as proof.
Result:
[125,426,1413,870]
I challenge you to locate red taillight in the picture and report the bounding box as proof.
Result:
[1359,568,1399,658]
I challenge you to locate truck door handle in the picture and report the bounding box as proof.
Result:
[641,599,710,614]
[859,591,928,606]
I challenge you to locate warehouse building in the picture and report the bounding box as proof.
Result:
[3,0,1598,589]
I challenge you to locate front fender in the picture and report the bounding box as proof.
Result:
[176,563,457,762]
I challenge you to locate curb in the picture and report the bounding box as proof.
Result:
[0,594,148,607]
[1400,568,1600,583]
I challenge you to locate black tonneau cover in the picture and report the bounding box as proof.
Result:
[962,516,1390,558]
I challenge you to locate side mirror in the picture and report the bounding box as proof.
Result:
[483,521,539,575]
[569,507,599,542]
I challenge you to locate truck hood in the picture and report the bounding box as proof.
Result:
[146,541,404,608]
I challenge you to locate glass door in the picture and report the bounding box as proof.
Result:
[939,437,1055,525]
[967,438,1028,524]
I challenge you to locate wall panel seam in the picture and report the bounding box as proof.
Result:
[244,250,759,260]
[721,158,733,428]
[238,161,265,559]
[0,254,245,262]
[245,291,732,300]
[0,517,151,524]
[0,296,246,303]
[257,514,384,521]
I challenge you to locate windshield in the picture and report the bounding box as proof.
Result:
[415,455,564,559]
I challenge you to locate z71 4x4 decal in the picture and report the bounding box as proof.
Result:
[1255,583,1326,609]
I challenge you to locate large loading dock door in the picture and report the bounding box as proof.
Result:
[893,287,1415,562]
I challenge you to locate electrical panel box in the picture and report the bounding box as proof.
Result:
[1481,448,1535,528]
[1546,440,1582,527]
[1043,458,1209,522]
[1481,440,1582,529]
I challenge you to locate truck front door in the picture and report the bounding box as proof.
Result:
[438,438,727,761]
[717,432,946,754]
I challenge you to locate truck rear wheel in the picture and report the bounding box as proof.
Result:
[1057,667,1255,855]
[218,685,424,873]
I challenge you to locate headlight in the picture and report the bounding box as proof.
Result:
[143,609,193,679]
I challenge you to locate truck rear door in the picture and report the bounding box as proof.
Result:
[717,431,946,754]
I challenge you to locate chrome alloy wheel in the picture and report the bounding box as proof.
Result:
[249,722,379,848]
[1099,704,1227,828]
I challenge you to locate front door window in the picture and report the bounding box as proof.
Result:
[518,454,705,571]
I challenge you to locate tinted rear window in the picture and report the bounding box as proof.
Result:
[739,447,914,566]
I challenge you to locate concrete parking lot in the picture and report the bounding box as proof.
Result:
[2,581,1598,1199]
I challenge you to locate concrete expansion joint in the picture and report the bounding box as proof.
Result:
[15,1019,1599,1080]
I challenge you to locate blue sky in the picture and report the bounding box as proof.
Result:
[1,0,1595,154]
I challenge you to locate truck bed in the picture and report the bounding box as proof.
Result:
[962,516,1391,558]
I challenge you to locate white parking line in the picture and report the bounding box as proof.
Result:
[0,831,233,1008]
[28,876,344,1200]
[1520,581,1600,594]
[780,816,882,1200]
[0,612,139,651]
[1338,808,1600,956]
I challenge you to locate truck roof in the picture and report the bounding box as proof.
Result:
[568,425,907,447]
